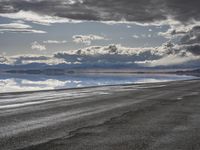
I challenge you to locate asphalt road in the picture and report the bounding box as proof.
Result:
[0,79,200,150]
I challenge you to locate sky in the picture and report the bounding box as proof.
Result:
[0,0,199,69]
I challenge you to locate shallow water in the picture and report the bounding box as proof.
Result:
[0,73,196,93]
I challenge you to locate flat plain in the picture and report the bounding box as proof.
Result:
[0,79,200,150]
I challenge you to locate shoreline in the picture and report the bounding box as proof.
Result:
[0,76,198,95]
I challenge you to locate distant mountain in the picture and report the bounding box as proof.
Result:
[0,60,200,76]
[6,68,75,76]
[175,69,200,77]
[4,66,200,77]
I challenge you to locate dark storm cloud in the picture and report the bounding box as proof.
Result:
[184,44,200,56]
[0,0,199,23]
[164,25,200,56]
[180,26,200,45]
[164,0,200,23]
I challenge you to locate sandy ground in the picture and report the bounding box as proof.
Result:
[0,79,200,150]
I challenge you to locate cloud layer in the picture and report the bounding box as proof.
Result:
[43,40,67,44]
[0,0,200,24]
[1,43,199,69]
[31,41,46,51]
[0,10,80,25]
[0,0,199,69]
[73,34,106,45]
[0,22,46,33]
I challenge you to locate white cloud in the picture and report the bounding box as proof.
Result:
[158,21,200,39]
[10,55,68,65]
[0,10,82,25]
[132,35,139,39]
[0,22,31,29]
[64,44,157,56]
[134,41,200,67]
[0,22,46,33]
[31,41,46,51]
[43,40,67,44]
[1,43,199,68]
[137,54,200,67]
[0,28,46,33]
[72,34,106,45]
[61,0,84,5]
[0,55,8,64]
[52,43,199,67]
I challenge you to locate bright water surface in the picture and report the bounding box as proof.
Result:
[0,73,196,93]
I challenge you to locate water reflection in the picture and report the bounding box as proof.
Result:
[0,73,196,93]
